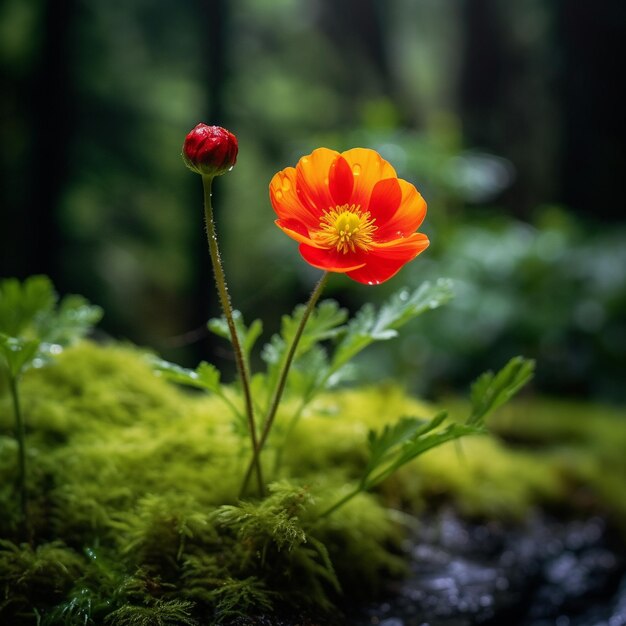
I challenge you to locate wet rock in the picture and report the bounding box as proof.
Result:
[352,511,625,626]
[224,511,625,626]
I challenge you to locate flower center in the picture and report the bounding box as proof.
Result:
[314,204,377,254]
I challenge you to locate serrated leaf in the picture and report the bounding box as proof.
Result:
[0,275,56,337]
[195,361,222,393]
[468,356,535,425]
[366,417,425,476]
[150,357,221,394]
[0,277,102,378]
[379,279,454,331]
[364,411,448,482]
[364,416,485,490]
[280,300,348,356]
[286,346,330,401]
[392,422,484,473]
[36,295,103,346]
[331,279,453,372]
[208,311,263,365]
[0,334,40,378]
[260,300,347,405]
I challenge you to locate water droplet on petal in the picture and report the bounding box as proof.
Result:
[275,190,283,200]
[352,163,361,176]
[281,177,291,192]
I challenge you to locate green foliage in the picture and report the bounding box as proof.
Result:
[320,357,534,517]
[214,483,311,555]
[0,540,85,617]
[152,280,456,481]
[0,342,624,624]
[104,599,198,626]
[150,358,221,394]
[261,280,453,406]
[0,275,102,379]
[468,356,536,425]
[364,413,449,486]
[0,275,56,337]
[208,311,263,370]
[260,299,348,402]
[404,214,626,401]
[200,577,274,622]
[331,278,454,372]
[210,482,341,613]
[280,280,454,411]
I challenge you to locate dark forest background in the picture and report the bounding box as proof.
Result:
[1,0,625,401]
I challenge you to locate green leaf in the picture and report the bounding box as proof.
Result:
[0,276,102,378]
[150,357,221,394]
[364,415,485,490]
[0,334,40,378]
[468,356,535,425]
[280,300,348,356]
[331,279,454,371]
[260,300,347,401]
[36,295,103,347]
[286,346,330,402]
[0,275,56,337]
[364,412,448,482]
[208,311,263,364]
[386,422,485,480]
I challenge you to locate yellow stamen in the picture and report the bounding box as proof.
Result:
[314,204,377,254]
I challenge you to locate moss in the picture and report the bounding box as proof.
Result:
[0,341,625,624]
[0,541,86,617]
[490,399,626,529]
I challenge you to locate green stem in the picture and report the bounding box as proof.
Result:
[202,175,263,496]
[9,375,28,537]
[239,272,329,498]
[318,485,363,519]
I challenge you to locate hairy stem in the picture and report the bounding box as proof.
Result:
[239,272,329,497]
[9,375,28,537]
[202,175,263,496]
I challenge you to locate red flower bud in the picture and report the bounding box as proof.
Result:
[182,123,238,177]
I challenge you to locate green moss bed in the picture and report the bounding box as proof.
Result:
[1,342,625,624]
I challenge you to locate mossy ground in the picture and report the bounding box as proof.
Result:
[1,342,625,624]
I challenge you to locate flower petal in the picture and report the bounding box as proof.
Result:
[299,244,366,273]
[270,167,319,229]
[368,178,402,226]
[347,234,430,284]
[275,219,319,247]
[328,155,354,206]
[295,148,340,217]
[371,232,430,259]
[341,148,397,208]
[345,258,408,285]
[375,179,427,240]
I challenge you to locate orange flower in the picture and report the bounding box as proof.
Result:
[270,148,429,285]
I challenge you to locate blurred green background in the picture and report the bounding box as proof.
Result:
[1,0,625,402]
